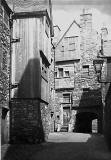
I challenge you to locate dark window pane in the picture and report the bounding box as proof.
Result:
[58,68,63,78]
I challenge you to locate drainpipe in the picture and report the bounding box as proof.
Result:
[51,38,56,132]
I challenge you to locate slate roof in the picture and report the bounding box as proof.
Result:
[6,0,50,14]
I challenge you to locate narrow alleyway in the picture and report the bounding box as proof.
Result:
[2,132,111,160]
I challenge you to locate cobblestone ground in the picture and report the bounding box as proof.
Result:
[1,132,111,160]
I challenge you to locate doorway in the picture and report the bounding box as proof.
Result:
[75,112,98,133]
[63,108,70,126]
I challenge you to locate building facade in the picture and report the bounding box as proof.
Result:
[6,0,53,143]
[0,0,12,144]
[100,28,111,148]
[54,9,103,133]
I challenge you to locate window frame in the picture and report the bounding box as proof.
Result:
[64,70,70,77]
[58,68,63,78]
[82,65,89,75]
[63,93,71,103]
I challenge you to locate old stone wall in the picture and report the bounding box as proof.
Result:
[10,99,50,143]
[0,1,11,144]
[48,48,55,132]
[54,9,103,133]
[103,83,111,149]
[101,38,111,149]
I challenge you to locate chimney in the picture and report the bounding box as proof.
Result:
[80,8,92,34]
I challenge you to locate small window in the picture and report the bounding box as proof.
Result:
[63,93,70,103]
[82,65,89,75]
[64,71,69,77]
[83,88,90,92]
[51,58,53,63]
[61,46,64,52]
[58,68,63,78]
[69,43,75,51]
[54,72,57,78]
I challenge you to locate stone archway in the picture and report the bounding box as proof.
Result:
[74,112,99,133]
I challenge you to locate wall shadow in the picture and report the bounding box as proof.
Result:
[10,58,45,144]
[2,134,111,160]
[104,83,111,150]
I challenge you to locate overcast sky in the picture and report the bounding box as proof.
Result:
[52,0,111,36]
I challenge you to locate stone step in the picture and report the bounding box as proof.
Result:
[60,126,68,132]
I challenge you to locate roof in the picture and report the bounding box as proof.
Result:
[6,0,51,14]
[55,20,81,48]
[1,0,12,14]
[6,0,54,36]
[54,25,61,31]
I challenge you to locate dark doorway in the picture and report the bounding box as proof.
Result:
[75,112,98,133]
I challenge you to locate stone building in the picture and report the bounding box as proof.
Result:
[6,0,53,143]
[0,0,12,144]
[99,27,111,148]
[54,9,103,133]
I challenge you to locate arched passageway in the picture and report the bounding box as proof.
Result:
[75,112,98,133]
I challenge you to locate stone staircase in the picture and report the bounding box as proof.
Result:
[60,125,68,132]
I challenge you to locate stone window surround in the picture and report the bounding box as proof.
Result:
[55,67,70,78]
[82,64,90,75]
[62,92,71,103]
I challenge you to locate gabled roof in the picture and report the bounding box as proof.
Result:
[55,20,81,48]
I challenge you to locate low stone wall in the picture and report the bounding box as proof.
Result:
[10,99,50,143]
[103,83,111,150]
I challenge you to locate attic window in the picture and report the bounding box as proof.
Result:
[61,46,64,52]
[69,43,75,51]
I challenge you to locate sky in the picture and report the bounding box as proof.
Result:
[52,0,111,36]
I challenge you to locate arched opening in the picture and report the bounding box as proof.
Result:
[74,112,98,133]
[92,119,98,133]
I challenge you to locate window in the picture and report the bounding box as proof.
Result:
[58,68,63,78]
[61,46,64,52]
[54,72,57,78]
[41,58,48,80]
[68,37,76,51]
[64,71,69,77]
[82,65,89,75]
[63,93,70,103]
[83,88,90,91]
[69,43,75,51]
